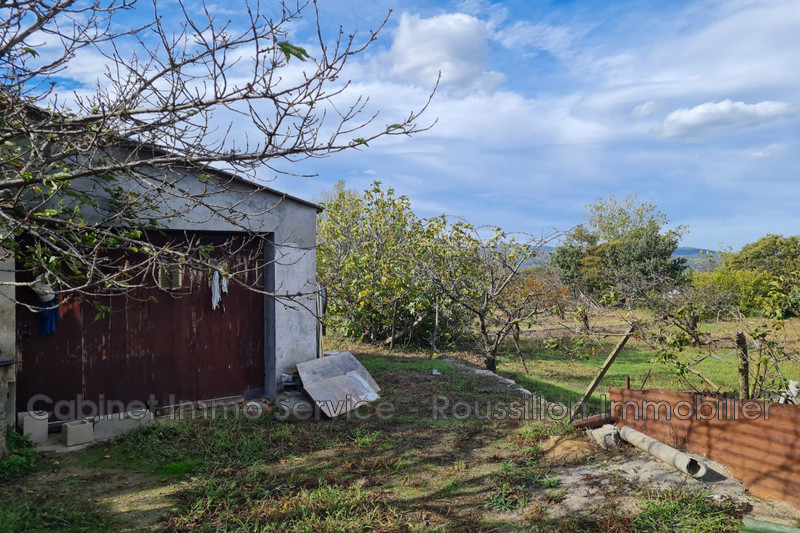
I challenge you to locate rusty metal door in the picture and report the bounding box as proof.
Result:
[16,232,267,417]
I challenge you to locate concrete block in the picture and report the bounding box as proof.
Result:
[590,424,621,450]
[61,419,94,447]
[93,409,154,440]
[16,411,50,444]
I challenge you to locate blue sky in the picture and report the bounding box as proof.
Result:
[58,0,800,249]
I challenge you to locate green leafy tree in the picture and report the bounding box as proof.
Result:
[552,194,687,303]
[726,234,800,277]
[691,268,774,317]
[422,223,560,371]
[319,182,562,372]
[583,194,675,242]
[317,182,464,345]
[692,235,800,318]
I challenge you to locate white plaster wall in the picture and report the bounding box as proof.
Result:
[272,225,318,375]
[0,250,17,458]
[0,250,15,366]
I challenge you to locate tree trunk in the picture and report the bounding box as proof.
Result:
[430,294,439,357]
[382,311,431,346]
[750,356,762,399]
[390,300,397,350]
[478,314,496,372]
[579,308,590,333]
[735,329,750,400]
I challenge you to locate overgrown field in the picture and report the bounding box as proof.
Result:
[0,352,752,532]
[490,310,800,406]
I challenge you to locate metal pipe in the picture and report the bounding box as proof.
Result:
[571,413,615,430]
[619,426,707,479]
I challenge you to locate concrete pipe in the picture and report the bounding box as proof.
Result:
[740,517,800,533]
[619,426,707,479]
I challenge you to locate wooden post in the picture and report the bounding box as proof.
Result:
[512,321,530,374]
[625,376,630,389]
[735,329,750,400]
[571,323,636,419]
[640,368,652,390]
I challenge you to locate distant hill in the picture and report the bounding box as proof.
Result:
[673,247,720,271]
[522,245,719,270]
[673,247,717,259]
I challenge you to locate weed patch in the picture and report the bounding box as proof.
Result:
[483,482,528,512]
[632,488,744,533]
[168,477,419,532]
[350,428,383,447]
[0,429,38,479]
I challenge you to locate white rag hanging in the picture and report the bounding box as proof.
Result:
[211,271,221,310]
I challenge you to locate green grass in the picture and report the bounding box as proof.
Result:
[158,459,203,477]
[350,428,383,447]
[488,311,800,406]
[359,354,456,376]
[483,483,528,512]
[530,474,560,488]
[519,486,745,532]
[167,473,421,532]
[497,334,800,412]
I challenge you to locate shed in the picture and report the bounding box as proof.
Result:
[1,147,322,425]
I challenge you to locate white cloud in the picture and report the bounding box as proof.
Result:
[425,90,607,147]
[451,0,509,31]
[494,21,578,59]
[381,12,505,96]
[653,100,793,138]
[649,0,800,90]
[571,0,800,131]
[749,142,786,160]
[632,101,658,119]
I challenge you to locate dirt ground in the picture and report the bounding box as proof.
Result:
[534,433,799,526]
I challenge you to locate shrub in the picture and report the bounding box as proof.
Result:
[692,268,774,317]
[0,428,38,478]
